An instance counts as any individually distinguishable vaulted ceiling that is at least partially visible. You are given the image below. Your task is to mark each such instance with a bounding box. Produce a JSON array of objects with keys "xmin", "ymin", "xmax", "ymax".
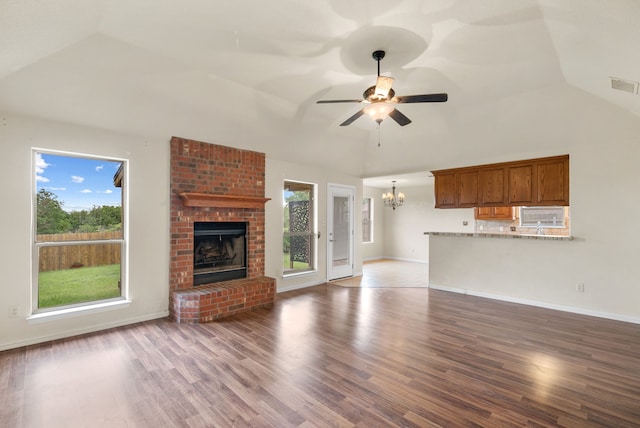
[{"xmin": 1, "ymin": 0, "xmax": 639, "ymax": 184}]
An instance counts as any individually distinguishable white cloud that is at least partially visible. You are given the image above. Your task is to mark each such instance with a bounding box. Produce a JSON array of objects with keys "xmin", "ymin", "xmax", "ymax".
[
  {"xmin": 80, "ymin": 189, "xmax": 92, "ymax": 193},
  {"xmin": 96, "ymin": 165, "xmax": 104, "ymax": 172},
  {"xmin": 35, "ymin": 153, "xmax": 50, "ymax": 182},
  {"xmin": 35, "ymin": 153, "xmax": 49, "ymax": 174},
  {"xmin": 71, "ymin": 175, "xmax": 85, "ymax": 183},
  {"xmin": 46, "ymin": 187, "xmax": 67, "ymax": 191},
  {"xmin": 104, "ymin": 189, "xmax": 113, "ymax": 194}
]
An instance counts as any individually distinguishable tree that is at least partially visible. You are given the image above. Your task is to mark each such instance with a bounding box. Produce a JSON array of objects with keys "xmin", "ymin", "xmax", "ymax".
[{"xmin": 36, "ymin": 189, "xmax": 72, "ymax": 234}]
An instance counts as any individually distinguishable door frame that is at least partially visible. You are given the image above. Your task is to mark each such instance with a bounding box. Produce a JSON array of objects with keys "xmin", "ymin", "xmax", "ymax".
[{"xmin": 327, "ymin": 183, "xmax": 355, "ymax": 281}]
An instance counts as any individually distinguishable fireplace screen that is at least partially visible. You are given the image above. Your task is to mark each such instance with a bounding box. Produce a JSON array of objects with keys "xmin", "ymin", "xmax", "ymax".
[{"xmin": 193, "ymin": 222, "xmax": 247, "ymax": 285}]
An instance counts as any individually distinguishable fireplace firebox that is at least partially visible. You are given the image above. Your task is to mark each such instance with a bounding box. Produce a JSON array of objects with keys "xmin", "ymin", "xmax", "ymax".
[{"xmin": 193, "ymin": 222, "xmax": 247, "ymax": 285}]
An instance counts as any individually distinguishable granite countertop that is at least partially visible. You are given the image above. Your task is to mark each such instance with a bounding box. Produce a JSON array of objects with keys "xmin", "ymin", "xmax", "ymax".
[{"xmin": 424, "ymin": 231, "xmax": 572, "ymax": 241}]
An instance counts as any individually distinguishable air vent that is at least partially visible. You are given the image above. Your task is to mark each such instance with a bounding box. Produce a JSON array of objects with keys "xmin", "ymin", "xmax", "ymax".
[{"xmin": 610, "ymin": 77, "xmax": 638, "ymax": 94}]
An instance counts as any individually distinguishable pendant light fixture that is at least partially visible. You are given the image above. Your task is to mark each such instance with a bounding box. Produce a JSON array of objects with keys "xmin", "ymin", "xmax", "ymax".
[{"xmin": 382, "ymin": 180, "xmax": 405, "ymax": 210}]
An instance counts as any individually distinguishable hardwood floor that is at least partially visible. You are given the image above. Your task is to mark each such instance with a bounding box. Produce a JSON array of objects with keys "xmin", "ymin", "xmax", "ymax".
[{"xmin": 2, "ymin": 267, "xmax": 640, "ymax": 427}]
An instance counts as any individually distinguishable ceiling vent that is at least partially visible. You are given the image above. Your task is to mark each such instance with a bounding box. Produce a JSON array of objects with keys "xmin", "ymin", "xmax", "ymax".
[{"xmin": 610, "ymin": 77, "xmax": 638, "ymax": 94}]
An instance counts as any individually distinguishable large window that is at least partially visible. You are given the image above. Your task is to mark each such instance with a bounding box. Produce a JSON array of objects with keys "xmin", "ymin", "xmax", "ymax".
[
  {"xmin": 283, "ymin": 181, "xmax": 315, "ymax": 275},
  {"xmin": 362, "ymin": 197, "xmax": 373, "ymax": 243},
  {"xmin": 33, "ymin": 150, "xmax": 126, "ymax": 312}
]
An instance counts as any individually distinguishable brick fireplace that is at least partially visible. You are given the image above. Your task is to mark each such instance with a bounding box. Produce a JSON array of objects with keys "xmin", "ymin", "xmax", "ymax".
[{"xmin": 169, "ymin": 136, "xmax": 275, "ymax": 323}]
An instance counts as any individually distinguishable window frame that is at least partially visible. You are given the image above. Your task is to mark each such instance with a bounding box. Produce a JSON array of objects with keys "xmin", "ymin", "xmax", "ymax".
[
  {"xmin": 519, "ymin": 206, "xmax": 567, "ymax": 228},
  {"xmin": 31, "ymin": 149, "xmax": 128, "ymax": 316},
  {"xmin": 362, "ymin": 197, "xmax": 373, "ymax": 244},
  {"xmin": 282, "ymin": 180, "xmax": 316, "ymax": 276}
]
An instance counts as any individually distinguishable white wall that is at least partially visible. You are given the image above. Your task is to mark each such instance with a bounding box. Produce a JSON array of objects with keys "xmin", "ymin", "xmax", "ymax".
[
  {"xmin": 0, "ymin": 112, "xmax": 170, "ymax": 350},
  {"xmin": 265, "ymin": 158, "xmax": 363, "ymax": 291},
  {"xmin": 362, "ymin": 186, "xmax": 385, "ymax": 261},
  {"xmin": 381, "ymin": 183, "xmax": 475, "ymax": 262},
  {"xmin": 428, "ymin": 88, "xmax": 640, "ymax": 324}
]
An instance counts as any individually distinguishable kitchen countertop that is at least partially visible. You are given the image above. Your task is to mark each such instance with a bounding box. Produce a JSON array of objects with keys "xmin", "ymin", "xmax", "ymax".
[{"xmin": 424, "ymin": 231, "xmax": 572, "ymax": 241}]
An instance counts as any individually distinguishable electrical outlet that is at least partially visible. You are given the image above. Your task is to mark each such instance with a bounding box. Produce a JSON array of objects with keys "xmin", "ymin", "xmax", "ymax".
[
  {"xmin": 8, "ymin": 305, "xmax": 19, "ymax": 318},
  {"xmin": 576, "ymin": 283, "xmax": 585, "ymax": 293}
]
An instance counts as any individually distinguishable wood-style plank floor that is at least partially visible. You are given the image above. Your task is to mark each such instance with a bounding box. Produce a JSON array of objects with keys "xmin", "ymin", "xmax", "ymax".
[{"xmin": 2, "ymin": 261, "xmax": 640, "ymax": 427}]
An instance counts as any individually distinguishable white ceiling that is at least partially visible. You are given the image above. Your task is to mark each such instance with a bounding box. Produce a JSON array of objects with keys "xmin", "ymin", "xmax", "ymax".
[{"xmin": 1, "ymin": 0, "xmax": 639, "ymax": 187}]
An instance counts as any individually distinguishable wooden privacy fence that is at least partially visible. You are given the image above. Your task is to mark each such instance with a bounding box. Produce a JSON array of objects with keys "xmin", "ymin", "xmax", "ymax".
[{"xmin": 37, "ymin": 231, "xmax": 122, "ymax": 272}]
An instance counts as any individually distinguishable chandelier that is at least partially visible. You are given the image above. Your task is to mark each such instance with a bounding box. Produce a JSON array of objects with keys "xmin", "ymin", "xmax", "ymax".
[{"xmin": 382, "ymin": 180, "xmax": 405, "ymax": 210}]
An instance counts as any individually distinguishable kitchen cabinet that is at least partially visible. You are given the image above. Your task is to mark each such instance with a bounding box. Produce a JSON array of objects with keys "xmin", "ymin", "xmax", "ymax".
[
  {"xmin": 434, "ymin": 172, "xmax": 456, "ymax": 208},
  {"xmin": 507, "ymin": 162, "xmax": 535, "ymax": 205},
  {"xmin": 456, "ymin": 170, "xmax": 479, "ymax": 207},
  {"xmin": 479, "ymin": 166, "xmax": 507, "ymax": 206},
  {"xmin": 535, "ymin": 156, "xmax": 569, "ymax": 205},
  {"xmin": 475, "ymin": 206, "xmax": 514, "ymax": 220},
  {"xmin": 432, "ymin": 155, "xmax": 569, "ymax": 208}
]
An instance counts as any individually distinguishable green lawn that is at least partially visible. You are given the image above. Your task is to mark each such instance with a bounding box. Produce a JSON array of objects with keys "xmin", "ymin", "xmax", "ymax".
[
  {"xmin": 38, "ymin": 264, "xmax": 121, "ymax": 308},
  {"xmin": 283, "ymin": 253, "xmax": 311, "ymax": 271}
]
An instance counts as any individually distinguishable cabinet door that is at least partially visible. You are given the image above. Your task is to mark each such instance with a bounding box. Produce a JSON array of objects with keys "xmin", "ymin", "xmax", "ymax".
[
  {"xmin": 475, "ymin": 207, "xmax": 492, "ymax": 219},
  {"xmin": 475, "ymin": 206, "xmax": 513, "ymax": 220},
  {"xmin": 536, "ymin": 157, "xmax": 569, "ymax": 205},
  {"xmin": 456, "ymin": 171, "xmax": 479, "ymax": 207},
  {"xmin": 479, "ymin": 167, "xmax": 506, "ymax": 206},
  {"xmin": 434, "ymin": 173, "xmax": 456, "ymax": 208},
  {"xmin": 492, "ymin": 206, "xmax": 514, "ymax": 220},
  {"xmin": 507, "ymin": 163, "xmax": 535, "ymax": 205}
]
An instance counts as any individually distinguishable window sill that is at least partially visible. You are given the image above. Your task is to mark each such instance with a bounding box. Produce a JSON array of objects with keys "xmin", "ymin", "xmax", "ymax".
[
  {"xmin": 282, "ymin": 269, "xmax": 318, "ymax": 279},
  {"xmin": 27, "ymin": 299, "xmax": 131, "ymax": 324}
]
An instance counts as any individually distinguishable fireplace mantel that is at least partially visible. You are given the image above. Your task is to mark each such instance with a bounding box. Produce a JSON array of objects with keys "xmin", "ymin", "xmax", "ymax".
[{"xmin": 178, "ymin": 192, "xmax": 271, "ymax": 209}]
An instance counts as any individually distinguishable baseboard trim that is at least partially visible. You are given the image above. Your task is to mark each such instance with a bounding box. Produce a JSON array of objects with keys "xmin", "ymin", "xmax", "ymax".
[
  {"xmin": 383, "ymin": 257, "xmax": 428, "ymax": 264},
  {"xmin": 365, "ymin": 257, "xmax": 428, "ymax": 264},
  {"xmin": 0, "ymin": 310, "xmax": 170, "ymax": 352},
  {"xmin": 429, "ymin": 284, "xmax": 640, "ymax": 325}
]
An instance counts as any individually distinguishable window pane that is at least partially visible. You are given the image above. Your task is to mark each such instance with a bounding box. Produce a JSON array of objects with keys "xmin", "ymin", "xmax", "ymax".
[
  {"xmin": 34, "ymin": 151, "xmax": 125, "ymax": 311},
  {"xmin": 283, "ymin": 181, "xmax": 314, "ymax": 274},
  {"xmin": 362, "ymin": 197, "xmax": 372, "ymax": 243},
  {"xmin": 35, "ymin": 152, "xmax": 123, "ymax": 238},
  {"xmin": 38, "ymin": 243, "xmax": 122, "ymax": 309}
]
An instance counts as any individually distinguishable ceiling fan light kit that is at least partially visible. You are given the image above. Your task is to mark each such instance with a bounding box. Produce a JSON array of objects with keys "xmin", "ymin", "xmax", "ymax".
[
  {"xmin": 317, "ymin": 50, "xmax": 448, "ymax": 127},
  {"xmin": 364, "ymin": 102, "xmax": 395, "ymax": 123}
]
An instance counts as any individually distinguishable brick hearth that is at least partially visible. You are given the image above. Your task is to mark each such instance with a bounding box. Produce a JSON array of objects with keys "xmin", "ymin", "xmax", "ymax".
[{"xmin": 169, "ymin": 136, "xmax": 275, "ymax": 323}]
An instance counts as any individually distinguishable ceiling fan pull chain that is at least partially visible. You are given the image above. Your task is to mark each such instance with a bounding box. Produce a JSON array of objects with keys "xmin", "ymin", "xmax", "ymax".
[{"xmin": 378, "ymin": 123, "xmax": 381, "ymax": 147}]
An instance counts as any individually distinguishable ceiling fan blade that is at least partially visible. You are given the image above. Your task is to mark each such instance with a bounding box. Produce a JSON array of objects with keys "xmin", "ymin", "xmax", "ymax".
[
  {"xmin": 388, "ymin": 108, "xmax": 412, "ymax": 126},
  {"xmin": 395, "ymin": 93, "xmax": 448, "ymax": 103},
  {"xmin": 340, "ymin": 109, "xmax": 365, "ymax": 126},
  {"xmin": 317, "ymin": 99, "xmax": 363, "ymax": 104}
]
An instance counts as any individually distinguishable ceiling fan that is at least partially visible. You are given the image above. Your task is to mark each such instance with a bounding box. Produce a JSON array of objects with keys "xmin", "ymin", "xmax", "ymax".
[{"xmin": 317, "ymin": 50, "xmax": 448, "ymax": 126}]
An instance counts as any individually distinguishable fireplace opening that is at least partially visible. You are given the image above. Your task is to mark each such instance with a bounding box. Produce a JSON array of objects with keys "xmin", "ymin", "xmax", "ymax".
[{"xmin": 193, "ymin": 221, "xmax": 247, "ymax": 285}]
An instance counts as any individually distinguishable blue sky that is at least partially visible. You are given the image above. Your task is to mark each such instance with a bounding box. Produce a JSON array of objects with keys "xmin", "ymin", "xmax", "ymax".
[{"xmin": 36, "ymin": 152, "xmax": 122, "ymax": 212}]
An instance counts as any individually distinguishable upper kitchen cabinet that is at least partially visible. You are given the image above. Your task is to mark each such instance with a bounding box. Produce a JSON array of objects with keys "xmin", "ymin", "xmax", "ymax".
[
  {"xmin": 475, "ymin": 206, "xmax": 514, "ymax": 220},
  {"xmin": 479, "ymin": 166, "xmax": 507, "ymax": 206},
  {"xmin": 507, "ymin": 162, "xmax": 535, "ymax": 205},
  {"xmin": 456, "ymin": 170, "xmax": 479, "ymax": 207},
  {"xmin": 432, "ymin": 155, "xmax": 569, "ymax": 208},
  {"xmin": 434, "ymin": 172, "xmax": 456, "ymax": 208},
  {"xmin": 536, "ymin": 156, "xmax": 569, "ymax": 205}
]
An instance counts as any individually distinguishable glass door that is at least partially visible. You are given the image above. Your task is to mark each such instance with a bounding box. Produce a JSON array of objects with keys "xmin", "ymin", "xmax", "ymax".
[{"xmin": 327, "ymin": 184, "xmax": 354, "ymax": 280}]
